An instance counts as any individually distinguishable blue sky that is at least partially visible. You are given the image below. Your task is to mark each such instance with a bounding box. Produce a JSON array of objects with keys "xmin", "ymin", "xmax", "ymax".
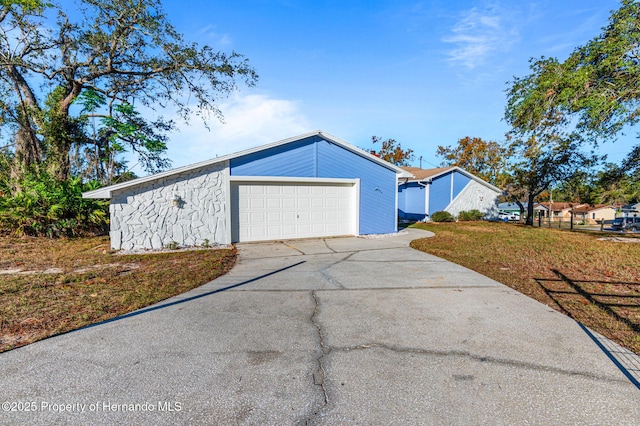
[{"xmin": 144, "ymin": 0, "xmax": 631, "ymax": 171}]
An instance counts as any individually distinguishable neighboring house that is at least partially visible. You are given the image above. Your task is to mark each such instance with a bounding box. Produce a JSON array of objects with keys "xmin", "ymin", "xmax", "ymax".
[
  {"xmin": 619, "ymin": 202, "xmax": 640, "ymax": 217},
  {"xmin": 397, "ymin": 166, "xmax": 502, "ymax": 221},
  {"xmin": 535, "ymin": 202, "xmax": 588, "ymax": 221},
  {"xmin": 581, "ymin": 204, "xmax": 619, "ymax": 224},
  {"xmin": 83, "ymin": 131, "xmax": 413, "ymax": 250},
  {"xmin": 533, "ymin": 203, "xmax": 549, "ymax": 218},
  {"xmin": 534, "ymin": 202, "xmax": 619, "ymax": 223}
]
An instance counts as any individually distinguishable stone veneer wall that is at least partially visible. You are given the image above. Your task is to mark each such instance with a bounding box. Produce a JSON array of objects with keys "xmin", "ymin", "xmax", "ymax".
[
  {"xmin": 445, "ymin": 179, "xmax": 500, "ymax": 219},
  {"xmin": 109, "ymin": 162, "xmax": 229, "ymax": 250}
]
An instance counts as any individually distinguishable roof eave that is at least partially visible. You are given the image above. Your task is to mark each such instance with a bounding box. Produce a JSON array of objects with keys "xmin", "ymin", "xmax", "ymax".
[{"xmin": 82, "ymin": 130, "xmax": 411, "ymax": 199}]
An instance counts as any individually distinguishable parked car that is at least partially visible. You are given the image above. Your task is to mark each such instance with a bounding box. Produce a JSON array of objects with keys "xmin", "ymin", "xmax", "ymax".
[
  {"xmin": 611, "ymin": 216, "xmax": 640, "ymax": 231},
  {"xmin": 498, "ymin": 211, "xmax": 520, "ymax": 222}
]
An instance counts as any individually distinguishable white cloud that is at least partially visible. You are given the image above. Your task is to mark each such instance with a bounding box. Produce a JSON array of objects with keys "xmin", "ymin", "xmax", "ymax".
[
  {"xmin": 196, "ymin": 24, "xmax": 233, "ymax": 47},
  {"xmin": 443, "ymin": 4, "xmax": 520, "ymax": 69},
  {"xmin": 165, "ymin": 93, "xmax": 311, "ymax": 168}
]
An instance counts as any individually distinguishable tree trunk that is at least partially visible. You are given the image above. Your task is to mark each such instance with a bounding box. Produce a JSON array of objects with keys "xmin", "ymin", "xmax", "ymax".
[
  {"xmin": 45, "ymin": 84, "xmax": 82, "ymax": 181},
  {"xmin": 45, "ymin": 119, "xmax": 73, "ymax": 181},
  {"xmin": 7, "ymin": 65, "xmax": 43, "ymax": 182},
  {"xmin": 526, "ymin": 193, "xmax": 536, "ymax": 225}
]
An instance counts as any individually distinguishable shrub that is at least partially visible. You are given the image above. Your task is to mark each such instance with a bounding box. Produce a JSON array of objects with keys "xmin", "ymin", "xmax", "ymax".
[
  {"xmin": 458, "ymin": 209, "xmax": 484, "ymax": 221},
  {"xmin": 0, "ymin": 171, "xmax": 109, "ymax": 237},
  {"xmin": 430, "ymin": 211, "xmax": 455, "ymax": 222}
]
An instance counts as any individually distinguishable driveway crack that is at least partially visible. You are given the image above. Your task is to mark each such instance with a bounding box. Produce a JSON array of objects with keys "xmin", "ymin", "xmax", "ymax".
[
  {"xmin": 332, "ymin": 343, "xmax": 630, "ymax": 385},
  {"xmin": 322, "ymin": 239, "xmax": 337, "ymax": 253},
  {"xmin": 305, "ymin": 290, "xmax": 331, "ymax": 424}
]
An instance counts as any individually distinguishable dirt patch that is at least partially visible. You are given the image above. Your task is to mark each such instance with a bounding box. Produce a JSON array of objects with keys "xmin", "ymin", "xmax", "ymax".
[
  {"xmin": 597, "ymin": 237, "xmax": 640, "ymax": 243},
  {"xmin": 0, "ymin": 263, "xmax": 140, "ymax": 275}
]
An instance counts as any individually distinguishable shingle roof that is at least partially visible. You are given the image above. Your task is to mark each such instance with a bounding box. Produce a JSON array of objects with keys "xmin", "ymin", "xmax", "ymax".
[
  {"xmin": 399, "ymin": 165, "xmax": 503, "ymax": 194},
  {"xmin": 399, "ymin": 166, "xmax": 454, "ymax": 180}
]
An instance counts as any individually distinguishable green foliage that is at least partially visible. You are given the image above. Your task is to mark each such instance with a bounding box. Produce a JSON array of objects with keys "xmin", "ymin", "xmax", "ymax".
[
  {"xmin": 457, "ymin": 210, "xmax": 484, "ymax": 221},
  {"xmin": 0, "ymin": 0, "xmax": 257, "ymax": 183},
  {"xmin": 430, "ymin": 211, "xmax": 455, "ymax": 222},
  {"xmin": 0, "ymin": 171, "xmax": 109, "ymax": 237},
  {"xmin": 165, "ymin": 241, "xmax": 179, "ymax": 250}
]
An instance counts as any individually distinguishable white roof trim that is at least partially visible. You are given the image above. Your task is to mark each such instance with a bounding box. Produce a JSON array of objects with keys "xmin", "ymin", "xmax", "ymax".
[
  {"xmin": 230, "ymin": 176, "xmax": 357, "ymax": 184},
  {"xmin": 404, "ymin": 166, "xmax": 503, "ymax": 194},
  {"xmin": 83, "ymin": 130, "xmax": 412, "ymax": 199}
]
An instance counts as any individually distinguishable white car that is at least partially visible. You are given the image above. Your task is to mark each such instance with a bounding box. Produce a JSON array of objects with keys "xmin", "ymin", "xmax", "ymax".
[{"xmin": 498, "ymin": 211, "xmax": 520, "ymax": 222}]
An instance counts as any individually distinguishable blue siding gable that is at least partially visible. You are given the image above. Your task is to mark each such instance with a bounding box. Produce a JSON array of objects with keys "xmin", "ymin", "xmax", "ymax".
[
  {"xmin": 428, "ymin": 172, "xmax": 451, "ymax": 215},
  {"xmin": 230, "ymin": 135, "xmax": 398, "ymax": 234},
  {"xmin": 230, "ymin": 136, "xmax": 319, "ymax": 177},
  {"xmin": 424, "ymin": 170, "xmax": 473, "ymax": 216},
  {"xmin": 398, "ymin": 182, "xmax": 426, "ymax": 221},
  {"xmin": 452, "ymin": 172, "xmax": 471, "ymax": 199}
]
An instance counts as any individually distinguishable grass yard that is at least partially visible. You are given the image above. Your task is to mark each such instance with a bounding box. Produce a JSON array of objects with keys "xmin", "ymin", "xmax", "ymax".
[
  {"xmin": 0, "ymin": 236, "xmax": 236, "ymax": 352},
  {"xmin": 410, "ymin": 221, "xmax": 640, "ymax": 355}
]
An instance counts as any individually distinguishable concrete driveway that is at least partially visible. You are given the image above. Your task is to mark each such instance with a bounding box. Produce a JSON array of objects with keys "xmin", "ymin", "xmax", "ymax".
[{"xmin": 1, "ymin": 228, "xmax": 639, "ymax": 425}]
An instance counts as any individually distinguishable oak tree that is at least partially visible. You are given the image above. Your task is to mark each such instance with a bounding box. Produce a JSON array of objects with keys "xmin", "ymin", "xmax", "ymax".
[
  {"xmin": 436, "ymin": 136, "xmax": 507, "ymax": 186},
  {"xmin": 371, "ymin": 136, "xmax": 414, "ymax": 166},
  {"xmin": 0, "ymin": 0, "xmax": 257, "ymax": 183}
]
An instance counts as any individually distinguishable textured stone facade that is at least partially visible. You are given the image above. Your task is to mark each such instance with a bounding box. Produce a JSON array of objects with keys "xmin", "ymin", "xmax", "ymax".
[
  {"xmin": 109, "ymin": 162, "xmax": 229, "ymax": 250},
  {"xmin": 445, "ymin": 179, "xmax": 500, "ymax": 219}
]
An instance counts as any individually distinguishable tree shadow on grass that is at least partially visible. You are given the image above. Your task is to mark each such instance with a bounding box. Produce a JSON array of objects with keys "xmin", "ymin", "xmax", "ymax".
[{"xmin": 534, "ymin": 269, "xmax": 640, "ymax": 390}]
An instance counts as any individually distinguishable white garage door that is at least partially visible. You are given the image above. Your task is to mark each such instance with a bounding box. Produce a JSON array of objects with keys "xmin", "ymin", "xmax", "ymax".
[{"xmin": 231, "ymin": 180, "xmax": 356, "ymax": 242}]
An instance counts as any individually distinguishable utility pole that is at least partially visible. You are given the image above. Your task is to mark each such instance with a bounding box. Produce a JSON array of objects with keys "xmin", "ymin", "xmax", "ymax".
[{"xmin": 419, "ymin": 156, "xmax": 423, "ymax": 169}]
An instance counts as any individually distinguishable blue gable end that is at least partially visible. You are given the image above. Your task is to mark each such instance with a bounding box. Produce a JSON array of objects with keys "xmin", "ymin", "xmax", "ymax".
[
  {"xmin": 426, "ymin": 170, "xmax": 472, "ymax": 216},
  {"xmin": 230, "ymin": 135, "xmax": 398, "ymax": 234},
  {"xmin": 452, "ymin": 172, "xmax": 471, "ymax": 198},
  {"xmin": 398, "ymin": 182, "xmax": 426, "ymax": 221},
  {"xmin": 230, "ymin": 136, "xmax": 319, "ymax": 177},
  {"xmin": 428, "ymin": 173, "xmax": 451, "ymax": 215}
]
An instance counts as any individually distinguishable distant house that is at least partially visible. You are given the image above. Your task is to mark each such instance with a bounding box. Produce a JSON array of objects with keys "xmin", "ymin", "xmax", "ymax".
[
  {"xmin": 583, "ymin": 204, "xmax": 620, "ymax": 224},
  {"xmin": 568, "ymin": 204, "xmax": 615, "ymax": 224},
  {"xmin": 535, "ymin": 202, "xmax": 588, "ymax": 221},
  {"xmin": 619, "ymin": 202, "xmax": 640, "ymax": 217},
  {"xmin": 534, "ymin": 202, "xmax": 621, "ymax": 224},
  {"xmin": 397, "ymin": 166, "xmax": 502, "ymax": 221}
]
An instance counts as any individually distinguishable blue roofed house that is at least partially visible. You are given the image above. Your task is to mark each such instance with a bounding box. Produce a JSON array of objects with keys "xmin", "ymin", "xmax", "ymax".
[
  {"xmin": 83, "ymin": 131, "xmax": 413, "ymax": 250},
  {"xmin": 397, "ymin": 166, "xmax": 502, "ymax": 221}
]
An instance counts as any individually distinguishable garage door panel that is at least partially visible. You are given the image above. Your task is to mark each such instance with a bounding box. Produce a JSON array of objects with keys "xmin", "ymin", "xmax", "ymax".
[
  {"xmin": 267, "ymin": 198, "xmax": 281, "ymax": 209},
  {"xmin": 297, "ymin": 198, "xmax": 310, "ymax": 209},
  {"xmin": 267, "ymin": 211, "xmax": 281, "ymax": 221},
  {"xmin": 231, "ymin": 181, "xmax": 355, "ymax": 242},
  {"xmin": 298, "ymin": 211, "xmax": 311, "ymax": 221},
  {"xmin": 282, "ymin": 198, "xmax": 296, "ymax": 209}
]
